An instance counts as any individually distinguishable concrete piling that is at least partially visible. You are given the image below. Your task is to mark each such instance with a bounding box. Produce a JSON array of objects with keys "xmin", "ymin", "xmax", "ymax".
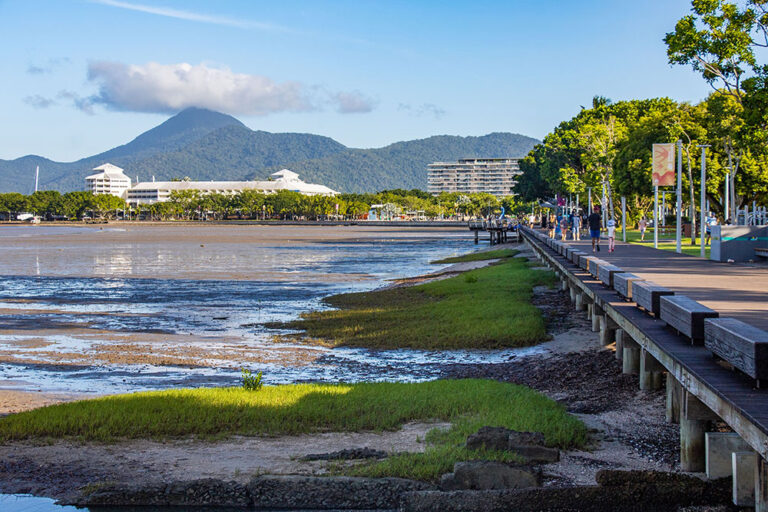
[
  {"xmin": 622, "ymin": 337, "xmax": 640, "ymax": 375},
  {"xmin": 666, "ymin": 373, "xmax": 681, "ymax": 424},
  {"xmin": 705, "ymin": 432, "xmax": 751, "ymax": 479},
  {"xmin": 599, "ymin": 315, "xmax": 618, "ymax": 346},
  {"xmin": 680, "ymin": 391, "xmax": 717, "ymax": 472},
  {"xmin": 639, "ymin": 348, "xmax": 664, "ymax": 391},
  {"xmin": 614, "ymin": 329, "xmax": 624, "ymax": 361},
  {"xmin": 757, "ymin": 456, "xmax": 768, "ymax": 512},
  {"xmin": 733, "ymin": 451, "xmax": 757, "ymax": 506}
]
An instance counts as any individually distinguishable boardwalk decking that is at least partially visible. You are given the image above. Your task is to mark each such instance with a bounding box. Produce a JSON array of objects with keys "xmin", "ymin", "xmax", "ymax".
[{"xmin": 520, "ymin": 228, "xmax": 768, "ymax": 468}]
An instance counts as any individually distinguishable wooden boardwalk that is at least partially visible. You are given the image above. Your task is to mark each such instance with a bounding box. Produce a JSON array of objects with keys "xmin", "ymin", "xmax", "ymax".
[
  {"xmin": 520, "ymin": 227, "xmax": 768, "ymax": 509},
  {"xmin": 557, "ymin": 236, "xmax": 768, "ymax": 331}
]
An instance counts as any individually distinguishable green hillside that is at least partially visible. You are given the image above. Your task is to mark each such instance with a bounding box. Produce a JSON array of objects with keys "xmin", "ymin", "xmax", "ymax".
[{"xmin": 0, "ymin": 108, "xmax": 538, "ymax": 194}]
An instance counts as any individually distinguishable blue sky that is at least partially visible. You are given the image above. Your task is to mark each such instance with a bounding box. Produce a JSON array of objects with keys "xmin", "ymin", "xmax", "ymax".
[{"xmin": 1, "ymin": 0, "xmax": 711, "ymax": 162}]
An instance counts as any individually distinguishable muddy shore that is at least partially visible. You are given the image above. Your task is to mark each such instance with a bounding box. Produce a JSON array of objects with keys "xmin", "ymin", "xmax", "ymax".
[{"xmin": 0, "ymin": 245, "xmax": 687, "ymax": 504}]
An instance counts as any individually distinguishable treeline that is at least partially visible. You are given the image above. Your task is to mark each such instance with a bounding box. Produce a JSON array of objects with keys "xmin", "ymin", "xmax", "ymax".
[
  {"xmin": 517, "ymin": 0, "xmax": 768, "ymax": 226},
  {"xmin": 0, "ymin": 188, "xmax": 531, "ymax": 221}
]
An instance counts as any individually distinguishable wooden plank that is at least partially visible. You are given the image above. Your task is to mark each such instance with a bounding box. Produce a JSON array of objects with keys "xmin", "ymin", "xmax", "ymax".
[
  {"xmin": 705, "ymin": 318, "xmax": 768, "ymax": 380},
  {"xmin": 660, "ymin": 295, "xmax": 719, "ymax": 341},
  {"xmin": 633, "ymin": 281, "xmax": 674, "ymax": 317},
  {"xmin": 613, "ymin": 273, "xmax": 643, "ymax": 300},
  {"xmin": 598, "ymin": 264, "xmax": 623, "ymax": 287}
]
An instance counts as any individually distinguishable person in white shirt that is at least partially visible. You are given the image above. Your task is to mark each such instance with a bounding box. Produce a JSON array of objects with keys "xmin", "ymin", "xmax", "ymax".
[{"xmin": 607, "ymin": 218, "xmax": 617, "ymax": 253}]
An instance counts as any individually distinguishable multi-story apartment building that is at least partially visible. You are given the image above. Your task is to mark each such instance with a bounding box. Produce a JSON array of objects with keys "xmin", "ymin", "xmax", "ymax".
[
  {"xmin": 85, "ymin": 163, "xmax": 132, "ymax": 198},
  {"xmin": 427, "ymin": 158, "xmax": 521, "ymax": 197}
]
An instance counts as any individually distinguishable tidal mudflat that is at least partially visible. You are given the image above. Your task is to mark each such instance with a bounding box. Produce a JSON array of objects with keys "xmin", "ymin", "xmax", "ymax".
[{"xmin": 0, "ymin": 223, "xmax": 541, "ymax": 407}]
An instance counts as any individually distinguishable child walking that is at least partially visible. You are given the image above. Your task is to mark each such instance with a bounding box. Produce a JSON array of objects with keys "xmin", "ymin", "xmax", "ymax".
[{"xmin": 607, "ymin": 218, "xmax": 616, "ymax": 253}]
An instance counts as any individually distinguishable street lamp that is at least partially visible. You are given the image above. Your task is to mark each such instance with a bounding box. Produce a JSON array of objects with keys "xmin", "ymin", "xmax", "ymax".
[{"xmin": 698, "ymin": 145, "xmax": 710, "ymax": 258}]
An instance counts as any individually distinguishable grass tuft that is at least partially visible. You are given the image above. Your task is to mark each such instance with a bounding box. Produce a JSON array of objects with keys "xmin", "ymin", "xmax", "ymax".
[
  {"xmin": 0, "ymin": 380, "xmax": 586, "ymax": 481},
  {"xmin": 273, "ymin": 256, "xmax": 555, "ymax": 350}
]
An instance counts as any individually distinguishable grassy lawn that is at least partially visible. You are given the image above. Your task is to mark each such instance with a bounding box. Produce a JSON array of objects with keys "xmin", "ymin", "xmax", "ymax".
[
  {"xmin": 431, "ymin": 248, "xmax": 518, "ymax": 264},
  {"xmin": 622, "ymin": 228, "xmax": 711, "ymax": 258},
  {"xmin": 0, "ymin": 380, "xmax": 586, "ymax": 481},
  {"xmin": 274, "ymin": 255, "xmax": 555, "ymax": 350}
]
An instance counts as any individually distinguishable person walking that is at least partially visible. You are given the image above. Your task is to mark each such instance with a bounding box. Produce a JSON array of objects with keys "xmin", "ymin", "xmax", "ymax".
[
  {"xmin": 639, "ymin": 216, "xmax": 648, "ymax": 241},
  {"xmin": 554, "ymin": 212, "xmax": 562, "ymax": 240},
  {"xmin": 588, "ymin": 206, "xmax": 602, "ymax": 252},
  {"xmin": 560, "ymin": 214, "xmax": 568, "ymax": 241},
  {"xmin": 571, "ymin": 209, "xmax": 580, "ymax": 241},
  {"xmin": 548, "ymin": 214, "xmax": 556, "ymax": 238},
  {"xmin": 607, "ymin": 218, "xmax": 616, "ymax": 253}
]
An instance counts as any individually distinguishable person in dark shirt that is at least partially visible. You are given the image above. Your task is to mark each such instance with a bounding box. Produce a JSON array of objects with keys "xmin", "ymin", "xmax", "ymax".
[{"xmin": 588, "ymin": 206, "xmax": 602, "ymax": 252}]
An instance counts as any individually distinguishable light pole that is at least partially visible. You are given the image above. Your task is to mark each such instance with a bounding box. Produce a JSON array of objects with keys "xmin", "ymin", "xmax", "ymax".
[
  {"xmin": 676, "ymin": 140, "xmax": 682, "ymax": 253},
  {"xmin": 698, "ymin": 145, "xmax": 710, "ymax": 258}
]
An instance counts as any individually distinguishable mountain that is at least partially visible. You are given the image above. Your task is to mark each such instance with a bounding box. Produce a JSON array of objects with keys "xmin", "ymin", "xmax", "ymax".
[{"xmin": 0, "ymin": 108, "xmax": 539, "ymax": 194}]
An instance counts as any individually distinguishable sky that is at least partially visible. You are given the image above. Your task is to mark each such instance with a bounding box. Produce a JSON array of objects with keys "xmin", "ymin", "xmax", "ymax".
[{"xmin": 0, "ymin": 0, "xmax": 713, "ymax": 162}]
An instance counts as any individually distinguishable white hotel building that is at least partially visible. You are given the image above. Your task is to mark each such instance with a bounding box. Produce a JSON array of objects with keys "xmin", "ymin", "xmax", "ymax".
[
  {"xmin": 427, "ymin": 158, "xmax": 522, "ymax": 197},
  {"xmin": 83, "ymin": 164, "xmax": 337, "ymax": 205}
]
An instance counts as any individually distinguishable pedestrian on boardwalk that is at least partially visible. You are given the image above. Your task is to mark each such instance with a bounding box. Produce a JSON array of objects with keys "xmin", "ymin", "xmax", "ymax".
[
  {"xmin": 639, "ymin": 216, "xmax": 647, "ymax": 241},
  {"xmin": 607, "ymin": 218, "xmax": 616, "ymax": 253},
  {"xmin": 705, "ymin": 212, "xmax": 718, "ymax": 245},
  {"xmin": 571, "ymin": 209, "xmax": 580, "ymax": 241},
  {"xmin": 560, "ymin": 214, "xmax": 568, "ymax": 241},
  {"xmin": 548, "ymin": 214, "xmax": 556, "ymax": 238},
  {"xmin": 588, "ymin": 206, "xmax": 602, "ymax": 252},
  {"xmin": 554, "ymin": 212, "xmax": 563, "ymax": 239}
]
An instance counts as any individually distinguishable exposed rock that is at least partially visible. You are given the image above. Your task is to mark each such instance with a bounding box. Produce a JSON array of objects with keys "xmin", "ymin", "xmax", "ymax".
[
  {"xmin": 248, "ymin": 475, "xmax": 434, "ymax": 510},
  {"xmin": 465, "ymin": 426, "xmax": 559, "ymax": 463},
  {"xmin": 466, "ymin": 426, "xmax": 511, "ymax": 451},
  {"xmin": 76, "ymin": 478, "xmax": 250, "ymax": 507},
  {"xmin": 300, "ymin": 446, "xmax": 388, "ymax": 461},
  {"xmin": 441, "ymin": 461, "xmax": 540, "ymax": 491}
]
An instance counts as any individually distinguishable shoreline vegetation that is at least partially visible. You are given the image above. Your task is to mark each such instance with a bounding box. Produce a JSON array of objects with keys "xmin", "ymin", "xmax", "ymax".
[
  {"xmin": 269, "ymin": 249, "xmax": 556, "ymax": 350},
  {"xmin": 0, "ymin": 380, "xmax": 586, "ymax": 481}
]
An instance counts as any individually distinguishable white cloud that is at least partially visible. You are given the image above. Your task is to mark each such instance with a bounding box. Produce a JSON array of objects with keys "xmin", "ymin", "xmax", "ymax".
[
  {"xmin": 91, "ymin": 0, "xmax": 288, "ymax": 32},
  {"xmin": 85, "ymin": 61, "xmax": 314, "ymax": 116},
  {"xmin": 333, "ymin": 91, "xmax": 377, "ymax": 114},
  {"xmin": 23, "ymin": 95, "xmax": 56, "ymax": 109},
  {"xmin": 398, "ymin": 103, "xmax": 446, "ymax": 119}
]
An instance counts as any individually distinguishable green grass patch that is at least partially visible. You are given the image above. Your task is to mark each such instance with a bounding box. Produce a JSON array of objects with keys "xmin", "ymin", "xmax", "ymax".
[
  {"xmin": 430, "ymin": 248, "xmax": 517, "ymax": 264},
  {"xmin": 623, "ymin": 229, "xmax": 710, "ymax": 258},
  {"xmin": 275, "ymin": 257, "xmax": 555, "ymax": 349},
  {"xmin": 0, "ymin": 380, "xmax": 586, "ymax": 481}
]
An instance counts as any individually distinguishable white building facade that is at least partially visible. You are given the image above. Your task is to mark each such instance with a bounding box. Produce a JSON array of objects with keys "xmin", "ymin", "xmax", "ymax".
[
  {"xmin": 427, "ymin": 158, "xmax": 521, "ymax": 197},
  {"xmin": 85, "ymin": 163, "xmax": 132, "ymax": 198},
  {"xmin": 124, "ymin": 169, "xmax": 337, "ymax": 206}
]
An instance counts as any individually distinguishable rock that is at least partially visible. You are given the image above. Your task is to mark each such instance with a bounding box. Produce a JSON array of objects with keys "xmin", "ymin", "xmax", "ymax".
[
  {"xmin": 78, "ymin": 479, "xmax": 250, "ymax": 507},
  {"xmin": 466, "ymin": 426, "xmax": 511, "ymax": 451},
  {"xmin": 449, "ymin": 461, "xmax": 540, "ymax": 490},
  {"xmin": 248, "ymin": 475, "xmax": 434, "ymax": 509},
  {"xmin": 300, "ymin": 446, "xmax": 388, "ymax": 461},
  {"xmin": 465, "ymin": 426, "xmax": 559, "ymax": 463}
]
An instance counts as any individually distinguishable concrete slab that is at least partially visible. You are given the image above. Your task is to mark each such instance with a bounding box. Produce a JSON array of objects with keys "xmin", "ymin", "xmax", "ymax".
[{"xmin": 706, "ymin": 432, "xmax": 752, "ymax": 479}]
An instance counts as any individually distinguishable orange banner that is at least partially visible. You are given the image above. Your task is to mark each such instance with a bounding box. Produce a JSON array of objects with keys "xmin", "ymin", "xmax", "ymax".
[{"xmin": 652, "ymin": 143, "xmax": 675, "ymax": 187}]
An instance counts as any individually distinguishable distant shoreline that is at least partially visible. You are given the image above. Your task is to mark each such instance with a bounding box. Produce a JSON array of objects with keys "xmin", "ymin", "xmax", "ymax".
[{"xmin": 0, "ymin": 219, "xmax": 469, "ymax": 228}]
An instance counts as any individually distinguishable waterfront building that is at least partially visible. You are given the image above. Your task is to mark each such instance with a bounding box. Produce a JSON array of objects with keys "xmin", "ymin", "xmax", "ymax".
[
  {"xmin": 427, "ymin": 158, "xmax": 521, "ymax": 197},
  {"xmin": 124, "ymin": 169, "xmax": 337, "ymax": 205},
  {"xmin": 85, "ymin": 163, "xmax": 132, "ymax": 198}
]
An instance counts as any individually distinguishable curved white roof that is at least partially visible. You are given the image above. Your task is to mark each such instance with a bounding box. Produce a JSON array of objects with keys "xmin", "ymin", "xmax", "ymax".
[
  {"xmin": 85, "ymin": 163, "xmax": 130, "ymax": 180},
  {"xmin": 129, "ymin": 170, "xmax": 336, "ymax": 196}
]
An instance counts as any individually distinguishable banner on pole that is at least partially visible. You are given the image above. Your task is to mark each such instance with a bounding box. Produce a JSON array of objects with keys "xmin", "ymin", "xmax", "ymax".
[{"xmin": 652, "ymin": 143, "xmax": 675, "ymax": 187}]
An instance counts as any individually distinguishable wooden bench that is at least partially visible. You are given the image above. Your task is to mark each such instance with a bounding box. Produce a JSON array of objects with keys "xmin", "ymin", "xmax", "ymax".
[
  {"xmin": 613, "ymin": 273, "xmax": 643, "ymax": 300},
  {"xmin": 756, "ymin": 247, "xmax": 768, "ymax": 259},
  {"xmin": 633, "ymin": 281, "xmax": 674, "ymax": 317},
  {"xmin": 588, "ymin": 258, "xmax": 607, "ymax": 279},
  {"xmin": 705, "ymin": 317, "xmax": 768, "ymax": 387},
  {"xmin": 660, "ymin": 295, "xmax": 719, "ymax": 343},
  {"xmin": 571, "ymin": 250, "xmax": 587, "ymax": 266},
  {"xmin": 598, "ymin": 264, "xmax": 624, "ymax": 288}
]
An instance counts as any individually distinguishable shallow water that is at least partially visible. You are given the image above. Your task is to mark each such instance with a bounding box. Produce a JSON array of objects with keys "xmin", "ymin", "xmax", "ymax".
[{"xmin": 0, "ymin": 224, "xmax": 543, "ymax": 396}]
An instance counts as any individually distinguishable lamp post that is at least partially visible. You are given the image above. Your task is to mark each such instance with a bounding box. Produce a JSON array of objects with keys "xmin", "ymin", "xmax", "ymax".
[
  {"xmin": 676, "ymin": 140, "xmax": 682, "ymax": 253},
  {"xmin": 698, "ymin": 145, "xmax": 710, "ymax": 258}
]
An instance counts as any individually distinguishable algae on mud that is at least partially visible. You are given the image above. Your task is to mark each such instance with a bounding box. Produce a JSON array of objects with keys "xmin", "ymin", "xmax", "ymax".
[{"xmin": 273, "ymin": 254, "xmax": 556, "ymax": 350}]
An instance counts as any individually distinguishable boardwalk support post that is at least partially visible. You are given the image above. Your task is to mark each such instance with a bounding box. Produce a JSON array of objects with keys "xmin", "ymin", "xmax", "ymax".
[
  {"xmin": 640, "ymin": 348, "xmax": 664, "ymax": 390},
  {"xmin": 622, "ymin": 337, "xmax": 640, "ymax": 375},
  {"xmin": 599, "ymin": 315, "xmax": 618, "ymax": 346},
  {"xmin": 575, "ymin": 292, "xmax": 585, "ymax": 311},
  {"xmin": 666, "ymin": 373, "xmax": 681, "ymax": 423},
  {"xmin": 732, "ymin": 451, "xmax": 757, "ymax": 506},
  {"xmin": 705, "ymin": 432, "xmax": 751, "ymax": 479},
  {"xmin": 592, "ymin": 304, "xmax": 604, "ymax": 333},
  {"xmin": 681, "ymin": 391, "xmax": 717, "ymax": 472},
  {"xmin": 615, "ymin": 329, "xmax": 625, "ymax": 361}
]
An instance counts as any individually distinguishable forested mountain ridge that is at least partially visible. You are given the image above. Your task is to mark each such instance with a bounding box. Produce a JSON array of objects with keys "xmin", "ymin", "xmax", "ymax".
[{"xmin": 0, "ymin": 108, "xmax": 538, "ymax": 193}]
